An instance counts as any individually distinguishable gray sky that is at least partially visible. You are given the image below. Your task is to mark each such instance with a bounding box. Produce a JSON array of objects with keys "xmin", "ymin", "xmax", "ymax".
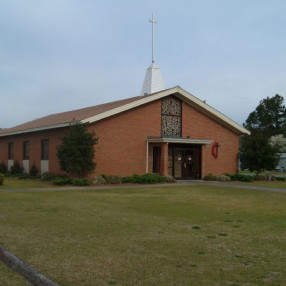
[{"xmin": 1, "ymin": 0, "xmax": 286, "ymax": 128}]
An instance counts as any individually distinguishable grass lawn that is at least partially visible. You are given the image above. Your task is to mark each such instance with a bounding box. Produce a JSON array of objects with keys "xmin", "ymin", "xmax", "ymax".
[
  {"xmin": 0, "ymin": 177, "xmax": 54, "ymax": 189},
  {"xmin": 250, "ymin": 181, "xmax": 286, "ymax": 188},
  {"xmin": 1, "ymin": 185, "xmax": 286, "ymax": 286}
]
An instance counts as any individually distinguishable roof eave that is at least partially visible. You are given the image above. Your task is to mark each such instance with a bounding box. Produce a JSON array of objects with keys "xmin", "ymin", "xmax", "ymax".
[
  {"xmin": 0, "ymin": 123, "xmax": 70, "ymax": 137},
  {"xmin": 83, "ymin": 86, "xmax": 250, "ymax": 135},
  {"xmin": 0, "ymin": 86, "xmax": 250, "ymax": 137}
]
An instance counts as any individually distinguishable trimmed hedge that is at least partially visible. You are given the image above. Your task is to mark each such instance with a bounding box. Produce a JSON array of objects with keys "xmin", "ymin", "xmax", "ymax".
[
  {"xmin": 52, "ymin": 177, "xmax": 91, "ymax": 186},
  {"xmin": 203, "ymin": 173, "xmax": 217, "ymax": 181},
  {"xmin": 52, "ymin": 177, "xmax": 72, "ymax": 185},
  {"xmin": 71, "ymin": 178, "xmax": 92, "ymax": 186},
  {"xmin": 122, "ymin": 173, "xmax": 165, "ymax": 184}
]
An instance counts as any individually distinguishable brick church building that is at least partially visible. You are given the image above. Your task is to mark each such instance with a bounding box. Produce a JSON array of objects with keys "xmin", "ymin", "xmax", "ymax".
[
  {"xmin": 0, "ymin": 81, "xmax": 249, "ymax": 179},
  {"xmin": 0, "ymin": 15, "xmax": 250, "ymax": 180}
]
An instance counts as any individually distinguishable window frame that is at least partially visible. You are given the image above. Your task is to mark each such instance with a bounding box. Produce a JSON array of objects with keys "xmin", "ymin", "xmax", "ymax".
[{"xmin": 41, "ymin": 139, "xmax": 49, "ymax": 160}]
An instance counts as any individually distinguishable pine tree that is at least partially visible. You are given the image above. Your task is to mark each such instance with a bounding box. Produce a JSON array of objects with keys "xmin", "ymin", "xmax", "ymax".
[
  {"xmin": 57, "ymin": 122, "xmax": 98, "ymax": 177},
  {"xmin": 240, "ymin": 135, "xmax": 279, "ymax": 175}
]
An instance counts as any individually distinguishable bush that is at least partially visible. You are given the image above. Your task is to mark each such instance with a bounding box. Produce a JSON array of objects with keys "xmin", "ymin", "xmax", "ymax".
[
  {"xmin": 216, "ymin": 175, "xmax": 231, "ymax": 182},
  {"xmin": 228, "ymin": 173, "xmax": 254, "ymax": 182},
  {"xmin": 255, "ymin": 174, "xmax": 267, "ymax": 181},
  {"xmin": 274, "ymin": 176, "xmax": 286, "ymax": 181},
  {"xmin": 164, "ymin": 175, "xmax": 176, "ymax": 183},
  {"xmin": 122, "ymin": 173, "xmax": 165, "ymax": 184},
  {"xmin": 9, "ymin": 161, "xmax": 24, "ymax": 175},
  {"xmin": 93, "ymin": 175, "xmax": 106, "ymax": 185},
  {"xmin": 52, "ymin": 177, "xmax": 72, "ymax": 185},
  {"xmin": 0, "ymin": 162, "xmax": 8, "ymax": 174},
  {"xmin": 71, "ymin": 178, "xmax": 92, "ymax": 186},
  {"xmin": 29, "ymin": 165, "xmax": 39, "ymax": 177},
  {"xmin": 203, "ymin": 173, "xmax": 217, "ymax": 181},
  {"xmin": 18, "ymin": 173, "xmax": 30, "ymax": 180},
  {"xmin": 41, "ymin": 172, "xmax": 56, "ymax": 181},
  {"xmin": 102, "ymin": 174, "xmax": 121, "ymax": 184},
  {"xmin": 0, "ymin": 173, "xmax": 5, "ymax": 185}
]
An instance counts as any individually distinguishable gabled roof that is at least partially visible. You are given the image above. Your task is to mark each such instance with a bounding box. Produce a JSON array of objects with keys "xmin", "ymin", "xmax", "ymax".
[{"xmin": 0, "ymin": 86, "xmax": 250, "ymax": 137}]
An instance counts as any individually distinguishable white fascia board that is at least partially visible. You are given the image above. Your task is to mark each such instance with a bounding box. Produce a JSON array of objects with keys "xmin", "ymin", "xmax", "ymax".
[
  {"xmin": 1, "ymin": 86, "xmax": 249, "ymax": 137},
  {"xmin": 0, "ymin": 123, "xmax": 70, "ymax": 137},
  {"xmin": 81, "ymin": 87, "xmax": 178, "ymax": 124},
  {"xmin": 147, "ymin": 137, "xmax": 213, "ymax": 145},
  {"xmin": 176, "ymin": 88, "xmax": 250, "ymax": 135},
  {"xmin": 82, "ymin": 86, "xmax": 250, "ymax": 135}
]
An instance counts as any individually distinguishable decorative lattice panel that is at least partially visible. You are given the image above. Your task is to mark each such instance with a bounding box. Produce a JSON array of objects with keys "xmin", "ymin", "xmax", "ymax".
[{"xmin": 161, "ymin": 96, "xmax": 182, "ymax": 137}]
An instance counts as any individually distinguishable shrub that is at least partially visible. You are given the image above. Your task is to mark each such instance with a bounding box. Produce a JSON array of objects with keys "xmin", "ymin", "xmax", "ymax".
[
  {"xmin": 227, "ymin": 173, "xmax": 254, "ymax": 182},
  {"xmin": 274, "ymin": 176, "xmax": 286, "ymax": 181},
  {"xmin": 216, "ymin": 175, "xmax": 231, "ymax": 182},
  {"xmin": 93, "ymin": 175, "xmax": 107, "ymax": 185},
  {"xmin": 30, "ymin": 165, "xmax": 39, "ymax": 177},
  {"xmin": 52, "ymin": 177, "xmax": 72, "ymax": 185},
  {"xmin": 18, "ymin": 173, "xmax": 30, "ymax": 179},
  {"xmin": 239, "ymin": 175, "xmax": 254, "ymax": 182},
  {"xmin": 203, "ymin": 173, "xmax": 217, "ymax": 181},
  {"xmin": 270, "ymin": 175, "xmax": 276, "ymax": 181},
  {"xmin": 164, "ymin": 175, "xmax": 176, "ymax": 183},
  {"xmin": 71, "ymin": 178, "xmax": 92, "ymax": 186},
  {"xmin": 41, "ymin": 172, "xmax": 56, "ymax": 181},
  {"xmin": 9, "ymin": 161, "xmax": 24, "ymax": 175},
  {"xmin": 0, "ymin": 162, "xmax": 8, "ymax": 174},
  {"xmin": 255, "ymin": 174, "xmax": 267, "ymax": 181},
  {"xmin": 102, "ymin": 175, "xmax": 122, "ymax": 184},
  {"xmin": 122, "ymin": 173, "xmax": 165, "ymax": 184},
  {"xmin": 0, "ymin": 173, "xmax": 4, "ymax": 185}
]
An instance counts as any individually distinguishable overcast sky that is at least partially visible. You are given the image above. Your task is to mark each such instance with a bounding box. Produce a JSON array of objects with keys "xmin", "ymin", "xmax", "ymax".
[{"xmin": 1, "ymin": 0, "xmax": 286, "ymax": 128}]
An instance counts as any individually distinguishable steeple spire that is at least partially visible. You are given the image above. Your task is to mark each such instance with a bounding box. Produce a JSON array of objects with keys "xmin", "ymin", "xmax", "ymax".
[
  {"xmin": 140, "ymin": 14, "xmax": 164, "ymax": 96},
  {"xmin": 150, "ymin": 14, "xmax": 156, "ymax": 63}
]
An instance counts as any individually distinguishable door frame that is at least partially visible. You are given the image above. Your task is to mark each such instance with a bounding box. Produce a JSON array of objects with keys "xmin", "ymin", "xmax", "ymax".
[{"xmin": 168, "ymin": 144, "xmax": 202, "ymax": 179}]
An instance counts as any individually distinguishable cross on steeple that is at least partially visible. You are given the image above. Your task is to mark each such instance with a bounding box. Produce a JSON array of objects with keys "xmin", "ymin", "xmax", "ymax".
[
  {"xmin": 140, "ymin": 14, "xmax": 164, "ymax": 96},
  {"xmin": 149, "ymin": 14, "xmax": 157, "ymax": 63}
]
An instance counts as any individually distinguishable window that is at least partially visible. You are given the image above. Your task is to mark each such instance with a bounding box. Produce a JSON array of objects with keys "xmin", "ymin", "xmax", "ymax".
[
  {"xmin": 8, "ymin": 142, "xmax": 13, "ymax": 160},
  {"xmin": 152, "ymin": 146, "xmax": 161, "ymax": 174},
  {"xmin": 161, "ymin": 96, "xmax": 182, "ymax": 137},
  {"xmin": 41, "ymin": 139, "xmax": 49, "ymax": 160},
  {"xmin": 23, "ymin": 141, "xmax": 29, "ymax": 160}
]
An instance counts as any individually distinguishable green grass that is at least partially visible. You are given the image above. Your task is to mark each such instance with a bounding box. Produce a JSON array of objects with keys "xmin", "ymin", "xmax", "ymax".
[
  {"xmin": 0, "ymin": 177, "xmax": 54, "ymax": 189},
  {"xmin": 1, "ymin": 185, "xmax": 286, "ymax": 285},
  {"xmin": 250, "ymin": 181, "xmax": 286, "ymax": 188}
]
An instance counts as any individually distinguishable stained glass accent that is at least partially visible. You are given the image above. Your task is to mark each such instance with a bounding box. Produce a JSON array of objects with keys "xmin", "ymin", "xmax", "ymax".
[{"xmin": 161, "ymin": 96, "xmax": 182, "ymax": 137}]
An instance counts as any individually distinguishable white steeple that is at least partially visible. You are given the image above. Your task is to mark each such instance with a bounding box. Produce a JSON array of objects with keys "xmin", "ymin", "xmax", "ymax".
[{"xmin": 140, "ymin": 14, "xmax": 164, "ymax": 96}]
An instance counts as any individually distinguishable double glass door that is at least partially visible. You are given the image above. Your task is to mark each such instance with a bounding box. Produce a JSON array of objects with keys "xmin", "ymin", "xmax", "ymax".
[{"xmin": 168, "ymin": 145, "xmax": 201, "ymax": 179}]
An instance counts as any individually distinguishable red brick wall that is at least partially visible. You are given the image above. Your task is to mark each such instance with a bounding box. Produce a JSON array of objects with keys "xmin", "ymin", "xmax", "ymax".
[
  {"xmin": 0, "ymin": 129, "xmax": 65, "ymax": 175},
  {"xmin": 182, "ymin": 102, "xmax": 239, "ymax": 176},
  {"xmin": 0, "ymin": 95, "xmax": 240, "ymax": 178},
  {"xmin": 88, "ymin": 99, "xmax": 239, "ymax": 177},
  {"xmin": 87, "ymin": 100, "xmax": 161, "ymax": 176}
]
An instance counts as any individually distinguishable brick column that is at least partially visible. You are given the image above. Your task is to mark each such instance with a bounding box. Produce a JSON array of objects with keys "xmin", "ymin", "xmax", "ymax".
[{"xmin": 160, "ymin": 143, "xmax": 169, "ymax": 176}]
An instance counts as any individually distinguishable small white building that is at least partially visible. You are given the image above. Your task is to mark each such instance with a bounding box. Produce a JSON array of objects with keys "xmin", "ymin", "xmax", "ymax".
[{"xmin": 276, "ymin": 153, "xmax": 286, "ymax": 171}]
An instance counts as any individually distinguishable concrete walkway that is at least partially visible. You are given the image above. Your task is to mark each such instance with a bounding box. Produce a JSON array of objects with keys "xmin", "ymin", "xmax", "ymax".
[{"xmin": 1, "ymin": 180, "xmax": 286, "ymax": 193}]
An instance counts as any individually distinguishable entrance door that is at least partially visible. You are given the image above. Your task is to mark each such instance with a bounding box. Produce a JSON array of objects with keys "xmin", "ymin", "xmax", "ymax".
[{"xmin": 168, "ymin": 145, "xmax": 201, "ymax": 179}]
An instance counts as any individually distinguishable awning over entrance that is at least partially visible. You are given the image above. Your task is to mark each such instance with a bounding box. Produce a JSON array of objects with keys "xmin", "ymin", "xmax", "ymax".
[
  {"xmin": 147, "ymin": 136, "xmax": 213, "ymax": 145},
  {"xmin": 146, "ymin": 137, "xmax": 213, "ymax": 178}
]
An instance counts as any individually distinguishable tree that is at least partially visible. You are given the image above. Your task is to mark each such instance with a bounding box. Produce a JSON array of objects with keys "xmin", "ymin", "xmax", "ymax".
[
  {"xmin": 240, "ymin": 135, "xmax": 279, "ymax": 175},
  {"xmin": 243, "ymin": 94, "xmax": 286, "ymax": 137},
  {"xmin": 57, "ymin": 122, "xmax": 98, "ymax": 177}
]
